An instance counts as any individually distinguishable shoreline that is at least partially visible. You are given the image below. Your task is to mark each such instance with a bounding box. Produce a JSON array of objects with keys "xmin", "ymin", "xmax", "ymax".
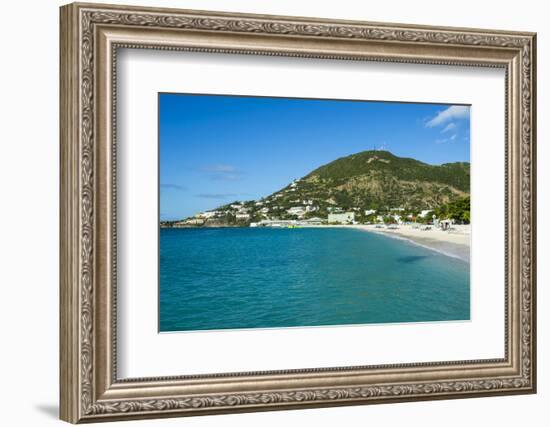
[
  {"xmin": 161, "ymin": 223, "xmax": 470, "ymax": 262},
  {"xmin": 351, "ymin": 224, "xmax": 470, "ymax": 263}
]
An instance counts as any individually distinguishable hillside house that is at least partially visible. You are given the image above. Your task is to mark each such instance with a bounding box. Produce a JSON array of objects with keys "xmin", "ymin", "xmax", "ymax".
[
  {"xmin": 287, "ymin": 206, "xmax": 306, "ymax": 217},
  {"xmin": 236, "ymin": 212, "xmax": 250, "ymax": 220}
]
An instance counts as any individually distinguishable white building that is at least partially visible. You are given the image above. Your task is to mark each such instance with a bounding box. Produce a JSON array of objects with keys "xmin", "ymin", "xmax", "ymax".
[
  {"xmin": 328, "ymin": 212, "xmax": 355, "ymax": 224},
  {"xmin": 236, "ymin": 212, "xmax": 250, "ymax": 220},
  {"xmin": 364, "ymin": 209, "xmax": 376, "ymax": 216},
  {"xmin": 197, "ymin": 211, "xmax": 218, "ymax": 219},
  {"xmin": 287, "ymin": 206, "xmax": 306, "ymax": 217},
  {"xmin": 419, "ymin": 209, "xmax": 433, "ymax": 218},
  {"xmin": 302, "ymin": 217, "xmax": 324, "ymax": 225},
  {"xmin": 183, "ymin": 218, "xmax": 205, "ymax": 225},
  {"xmin": 392, "ymin": 214, "xmax": 403, "ymax": 224}
]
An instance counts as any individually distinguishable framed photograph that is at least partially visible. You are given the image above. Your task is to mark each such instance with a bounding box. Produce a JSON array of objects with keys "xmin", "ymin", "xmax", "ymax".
[{"xmin": 60, "ymin": 2, "xmax": 537, "ymax": 423}]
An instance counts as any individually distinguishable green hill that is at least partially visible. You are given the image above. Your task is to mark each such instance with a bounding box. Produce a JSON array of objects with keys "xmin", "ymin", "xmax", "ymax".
[
  {"xmin": 164, "ymin": 150, "xmax": 470, "ymax": 226},
  {"xmin": 273, "ymin": 150, "xmax": 469, "ymax": 213},
  {"xmin": 308, "ymin": 150, "xmax": 469, "ymax": 192}
]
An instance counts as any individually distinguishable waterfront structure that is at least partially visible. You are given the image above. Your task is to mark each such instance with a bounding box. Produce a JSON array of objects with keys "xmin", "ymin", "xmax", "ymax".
[
  {"xmin": 197, "ymin": 211, "xmax": 218, "ymax": 219},
  {"xmin": 302, "ymin": 217, "xmax": 324, "ymax": 225},
  {"xmin": 328, "ymin": 212, "xmax": 355, "ymax": 224},
  {"xmin": 250, "ymin": 218, "xmax": 326, "ymax": 227},
  {"xmin": 181, "ymin": 218, "xmax": 205, "ymax": 226}
]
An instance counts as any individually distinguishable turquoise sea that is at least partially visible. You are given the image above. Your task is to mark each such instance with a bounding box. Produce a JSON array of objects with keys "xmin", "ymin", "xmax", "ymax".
[{"xmin": 159, "ymin": 227, "xmax": 470, "ymax": 332}]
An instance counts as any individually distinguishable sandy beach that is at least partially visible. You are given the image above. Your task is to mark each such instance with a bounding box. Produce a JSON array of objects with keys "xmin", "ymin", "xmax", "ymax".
[{"xmin": 352, "ymin": 224, "xmax": 471, "ymax": 262}]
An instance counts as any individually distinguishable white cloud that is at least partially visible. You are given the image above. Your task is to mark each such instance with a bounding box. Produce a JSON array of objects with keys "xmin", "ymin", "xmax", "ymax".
[
  {"xmin": 435, "ymin": 133, "xmax": 457, "ymax": 144},
  {"xmin": 426, "ymin": 105, "xmax": 470, "ymax": 128},
  {"xmin": 441, "ymin": 122, "xmax": 457, "ymax": 133},
  {"xmin": 201, "ymin": 164, "xmax": 238, "ymax": 173},
  {"xmin": 198, "ymin": 164, "xmax": 244, "ymax": 181},
  {"xmin": 160, "ymin": 183, "xmax": 187, "ymax": 191}
]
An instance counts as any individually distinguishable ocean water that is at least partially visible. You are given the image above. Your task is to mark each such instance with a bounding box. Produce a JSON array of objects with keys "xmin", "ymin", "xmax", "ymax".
[{"xmin": 159, "ymin": 227, "xmax": 470, "ymax": 332}]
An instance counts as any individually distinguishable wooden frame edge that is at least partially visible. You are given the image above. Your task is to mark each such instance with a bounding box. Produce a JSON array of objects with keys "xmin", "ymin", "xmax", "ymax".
[
  {"xmin": 60, "ymin": 3, "xmax": 80, "ymax": 423},
  {"xmin": 59, "ymin": 2, "xmax": 537, "ymax": 423}
]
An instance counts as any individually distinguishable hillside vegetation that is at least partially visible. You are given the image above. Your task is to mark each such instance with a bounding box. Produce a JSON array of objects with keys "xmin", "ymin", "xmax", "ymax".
[{"xmin": 163, "ymin": 150, "xmax": 470, "ymax": 226}]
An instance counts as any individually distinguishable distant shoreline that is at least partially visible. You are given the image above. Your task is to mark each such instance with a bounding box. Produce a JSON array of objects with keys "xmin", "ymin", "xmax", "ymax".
[{"xmin": 161, "ymin": 223, "xmax": 470, "ymax": 262}]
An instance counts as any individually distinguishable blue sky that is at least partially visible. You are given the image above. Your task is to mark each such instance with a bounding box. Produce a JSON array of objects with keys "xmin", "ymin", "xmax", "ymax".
[{"xmin": 159, "ymin": 93, "xmax": 470, "ymax": 220}]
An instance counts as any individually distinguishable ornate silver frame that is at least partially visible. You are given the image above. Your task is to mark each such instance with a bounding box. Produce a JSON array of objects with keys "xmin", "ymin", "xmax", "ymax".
[{"xmin": 60, "ymin": 2, "xmax": 537, "ymax": 423}]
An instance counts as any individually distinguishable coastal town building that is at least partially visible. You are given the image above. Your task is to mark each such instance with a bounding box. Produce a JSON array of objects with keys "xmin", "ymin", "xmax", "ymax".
[
  {"xmin": 392, "ymin": 214, "xmax": 403, "ymax": 224},
  {"xmin": 251, "ymin": 217, "xmax": 325, "ymax": 227},
  {"xmin": 197, "ymin": 211, "xmax": 218, "ymax": 219},
  {"xmin": 364, "ymin": 209, "xmax": 376, "ymax": 216},
  {"xmin": 287, "ymin": 206, "xmax": 306, "ymax": 217},
  {"xmin": 303, "ymin": 217, "xmax": 324, "ymax": 225},
  {"xmin": 328, "ymin": 212, "xmax": 355, "ymax": 224},
  {"xmin": 236, "ymin": 212, "xmax": 250, "ymax": 220},
  {"xmin": 182, "ymin": 218, "xmax": 205, "ymax": 225}
]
